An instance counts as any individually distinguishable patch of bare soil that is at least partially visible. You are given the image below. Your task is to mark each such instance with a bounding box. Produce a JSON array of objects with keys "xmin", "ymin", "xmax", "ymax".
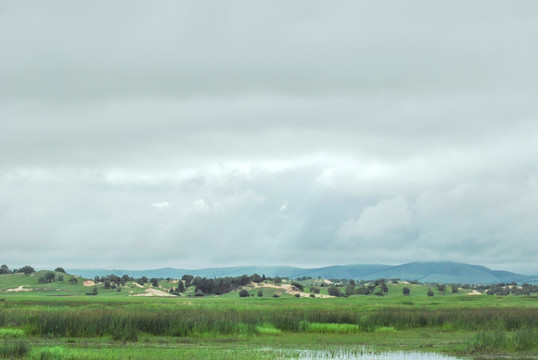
[
  {"xmin": 83, "ymin": 280, "xmax": 95, "ymax": 287},
  {"xmin": 250, "ymin": 282, "xmax": 332, "ymax": 298},
  {"xmin": 7, "ymin": 286, "xmax": 32, "ymax": 292},
  {"xmin": 468, "ymin": 290, "xmax": 482, "ymax": 295},
  {"xmin": 132, "ymin": 288, "xmax": 174, "ymax": 297}
]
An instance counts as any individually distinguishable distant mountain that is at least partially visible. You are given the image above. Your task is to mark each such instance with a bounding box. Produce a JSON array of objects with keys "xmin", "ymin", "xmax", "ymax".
[
  {"xmin": 66, "ymin": 264, "xmax": 390, "ymax": 280},
  {"xmin": 67, "ymin": 261, "xmax": 533, "ymax": 284},
  {"xmin": 363, "ymin": 262, "xmax": 533, "ymax": 284}
]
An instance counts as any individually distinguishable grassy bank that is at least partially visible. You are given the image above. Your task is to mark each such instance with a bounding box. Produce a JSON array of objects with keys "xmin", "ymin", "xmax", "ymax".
[{"xmin": 0, "ymin": 294, "xmax": 537, "ymax": 359}]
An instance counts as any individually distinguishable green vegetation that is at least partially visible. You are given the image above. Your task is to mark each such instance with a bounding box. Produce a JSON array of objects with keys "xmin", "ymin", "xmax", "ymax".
[{"xmin": 0, "ymin": 267, "xmax": 537, "ymax": 359}]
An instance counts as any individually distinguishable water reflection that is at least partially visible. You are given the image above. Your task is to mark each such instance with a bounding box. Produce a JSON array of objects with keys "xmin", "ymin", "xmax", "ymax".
[{"xmin": 290, "ymin": 349, "xmax": 465, "ymax": 360}]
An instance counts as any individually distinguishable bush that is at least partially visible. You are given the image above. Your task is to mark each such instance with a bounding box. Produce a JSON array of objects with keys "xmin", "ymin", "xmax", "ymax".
[
  {"xmin": 272, "ymin": 293, "xmax": 279, "ymax": 298},
  {"xmin": 427, "ymin": 288, "xmax": 434, "ymax": 297},
  {"xmin": 327, "ymin": 286, "xmax": 341, "ymax": 297},
  {"xmin": 68, "ymin": 277, "xmax": 78, "ymax": 284},
  {"xmin": 239, "ymin": 289, "xmax": 249, "ymax": 297},
  {"xmin": 85, "ymin": 287, "xmax": 98, "ymax": 296},
  {"xmin": 291, "ymin": 282, "xmax": 304, "ymax": 291},
  {"xmin": 403, "ymin": 287, "xmax": 410, "ymax": 295},
  {"xmin": 257, "ymin": 290, "xmax": 263, "ymax": 297}
]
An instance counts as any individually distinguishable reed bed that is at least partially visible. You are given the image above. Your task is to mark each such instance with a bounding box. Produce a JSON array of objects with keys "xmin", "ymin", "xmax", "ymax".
[{"xmin": 1, "ymin": 304, "xmax": 536, "ymax": 339}]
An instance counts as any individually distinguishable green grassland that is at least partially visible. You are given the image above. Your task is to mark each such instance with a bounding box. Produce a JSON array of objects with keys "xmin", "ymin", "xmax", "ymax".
[{"xmin": 1, "ymin": 272, "xmax": 537, "ymax": 359}]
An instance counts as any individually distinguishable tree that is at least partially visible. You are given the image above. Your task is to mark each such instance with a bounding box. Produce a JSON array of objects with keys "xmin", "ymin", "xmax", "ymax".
[
  {"xmin": 327, "ymin": 286, "xmax": 341, "ymax": 297},
  {"xmin": 345, "ymin": 285, "xmax": 355, "ymax": 296},
  {"xmin": 19, "ymin": 266, "xmax": 35, "ymax": 275},
  {"xmin": 44, "ymin": 271, "xmax": 55, "ymax": 283},
  {"xmin": 356, "ymin": 286, "xmax": 371, "ymax": 295},
  {"xmin": 403, "ymin": 287, "xmax": 411, "ymax": 295},
  {"xmin": 182, "ymin": 275, "xmax": 194, "ymax": 288},
  {"xmin": 427, "ymin": 288, "xmax": 434, "ymax": 297},
  {"xmin": 150, "ymin": 278, "xmax": 159, "ymax": 287},
  {"xmin": 0, "ymin": 264, "xmax": 10, "ymax": 274},
  {"xmin": 381, "ymin": 282, "xmax": 389, "ymax": 293},
  {"xmin": 239, "ymin": 289, "xmax": 249, "ymax": 297},
  {"xmin": 257, "ymin": 289, "xmax": 263, "ymax": 297},
  {"xmin": 54, "ymin": 267, "xmax": 66, "ymax": 274},
  {"xmin": 349, "ymin": 279, "xmax": 356, "ymax": 286},
  {"xmin": 437, "ymin": 284, "xmax": 446, "ymax": 295},
  {"xmin": 58, "ymin": 275, "xmax": 64, "ymax": 282},
  {"xmin": 69, "ymin": 277, "xmax": 78, "ymax": 284},
  {"xmin": 273, "ymin": 276, "xmax": 282, "ymax": 284},
  {"xmin": 177, "ymin": 280, "xmax": 186, "ymax": 293},
  {"xmin": 250, "ymin": 273, "xmax": 262, "ymax": 283},
  {"xmin": 104, "ymin": 281, "xmax": 111, "ymax": 289},
  {"xmin": 451, "ymin": 285, "xmax": 459, "ymax": 294},
  {"xmin": 310, "ymin": 286, "xmax": 320, "ymax": 294},
  {"xmin": 291, "ymin": 282, "xmax": 304, "ymax": 291}
]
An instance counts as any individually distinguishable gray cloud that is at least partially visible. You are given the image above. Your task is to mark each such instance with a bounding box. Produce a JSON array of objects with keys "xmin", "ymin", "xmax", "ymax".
[{"xmin": 1, "ymin": 1, "xmax": 537, "ymax": 273}]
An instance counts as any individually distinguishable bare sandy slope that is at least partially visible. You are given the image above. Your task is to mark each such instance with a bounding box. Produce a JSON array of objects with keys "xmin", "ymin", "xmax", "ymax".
[
  {"xmin": 83, "ymin": 280, "xmax": 95, "ymax": 287},
  {"xmin": 7, "ymin": 285, "xmax": 32, "ymax": 292},
  {"xmin": 132, "ymin": 288, "xmax": 174, "ymax": 297},
  {"xmin": 250, "ymin": 282, "xmax": 333, "ymax": 298},
  {"xmin": 467, "ymin": 290, "xmax": 482, "ymax": 295}
]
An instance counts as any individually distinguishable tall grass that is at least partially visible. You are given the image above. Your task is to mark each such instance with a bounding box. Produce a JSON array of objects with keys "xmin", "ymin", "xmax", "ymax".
[
  {"xmin": 0, "ymin": 341, "xmax": 30, "ymax": 358},
  {"xmin": 469, "ymin": 328, "xmax": 537, "ymax": 352},
  {"xmin": 0, "ymin": 303, "xmax": 536, "ymax": 339}
]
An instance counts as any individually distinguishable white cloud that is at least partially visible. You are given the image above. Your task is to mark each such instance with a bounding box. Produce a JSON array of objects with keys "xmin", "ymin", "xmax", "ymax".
[{"xmin": 151, "ymin": 201, "xmax": 170, "ymax": 208}]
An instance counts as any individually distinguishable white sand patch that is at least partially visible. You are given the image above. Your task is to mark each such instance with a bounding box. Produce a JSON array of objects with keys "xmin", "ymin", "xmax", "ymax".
[
  {"xmin": 132, "ymin": 288, "xmax": 174, "ymax": 297},
  {"xmin": 249, "ymin": 282, "xmax": 332, "ymax": 298},
  {"xmin": 83, "ymin": 280, "xmax": 95, "ymax": 287},
  {"xmin": 7, "ymin": 285, "xmax": 32, "ymax": 292},
  {"xmin": 468, "ymin": 290, "xmax": 482, "ymax": 295},
  {"xmin": 132, "ymin": 282, "xmax": 144, "ymax": 288}
]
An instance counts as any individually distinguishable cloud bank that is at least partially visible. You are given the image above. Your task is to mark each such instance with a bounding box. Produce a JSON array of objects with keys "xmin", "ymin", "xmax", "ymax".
[{"xmin": 1, "ymin": 1, "xmax": 537, "ymax": 273}]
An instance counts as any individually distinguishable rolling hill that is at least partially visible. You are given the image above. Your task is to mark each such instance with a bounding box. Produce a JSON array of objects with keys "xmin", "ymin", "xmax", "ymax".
[{"xmin": 67, "ymin": 261, "xmax": 534, "ymax": 284}]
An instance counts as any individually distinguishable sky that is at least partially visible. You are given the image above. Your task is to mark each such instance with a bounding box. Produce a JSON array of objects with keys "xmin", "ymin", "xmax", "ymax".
[{"xmin": 1, "ymin": 1, "xmax": 537, "ymax": 274}]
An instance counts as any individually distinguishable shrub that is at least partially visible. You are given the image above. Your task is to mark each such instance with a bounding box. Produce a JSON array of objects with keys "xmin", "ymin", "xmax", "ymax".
[
  {"xmin": 257, "ymin": 290, "xmax": 263, "ymax": 297},
  {"xmin": 403, "ymin": 287, "xmax": 410, "ymax": 295},
  {"xmin": 427, "ymin": 288, "xmax": 434, "ymax": 297},
  {"xmin": 85, "ymin": 287, "xmax": 98, "ymax": 296},
  {"xmin": 239, "ymin": 289, "xmax": 249, "ymax": 297},
  {"xmin": 327, "ymin": 286, "xmax": 341, "ymax": 297},
  {"xmin": 291, "ymin": 282, "xmax": 304, "ymax": 291}
]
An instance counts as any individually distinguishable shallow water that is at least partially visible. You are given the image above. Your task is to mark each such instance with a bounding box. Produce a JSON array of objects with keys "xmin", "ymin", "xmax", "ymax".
[{"xmin": 278, "ymin": 348, "xmax": 466, "ymax": 360}]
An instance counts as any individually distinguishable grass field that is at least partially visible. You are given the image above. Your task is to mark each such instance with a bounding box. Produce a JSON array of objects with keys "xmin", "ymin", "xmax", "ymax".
[{"xmin": 1, "ymin": 273, "xmax": 537, "ymax": 359}]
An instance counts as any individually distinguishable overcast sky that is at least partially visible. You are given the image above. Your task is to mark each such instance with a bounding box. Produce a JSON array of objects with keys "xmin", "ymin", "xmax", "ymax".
[{"xmin": 1, "ymin": 1, "xmax": 537, "ymax": 274}]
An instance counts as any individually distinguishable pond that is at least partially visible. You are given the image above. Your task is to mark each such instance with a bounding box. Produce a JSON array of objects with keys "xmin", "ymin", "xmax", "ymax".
[{"xmin": 270, "ymin": 348, "xmax": 467, "ymax": 360}]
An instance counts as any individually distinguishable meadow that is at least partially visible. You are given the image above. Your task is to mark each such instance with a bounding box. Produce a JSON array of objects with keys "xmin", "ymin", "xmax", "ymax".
[{"xmin": 1, "ymin": 271, "xmax": 537, "ymax": 359}]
